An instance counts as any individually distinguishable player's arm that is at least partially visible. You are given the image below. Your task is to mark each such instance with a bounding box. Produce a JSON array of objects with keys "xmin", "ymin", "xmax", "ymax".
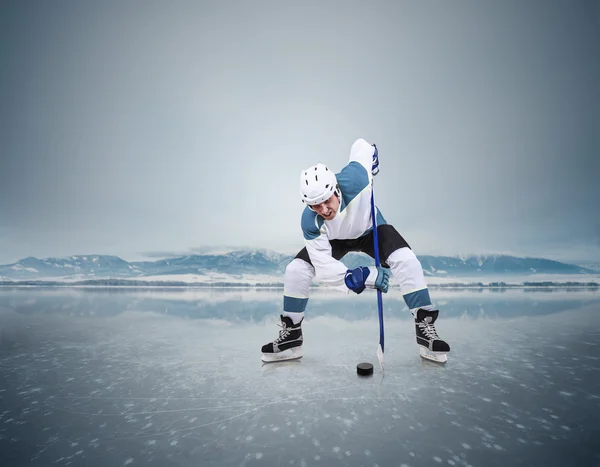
[
  {"xmin": 302, "ymin": 210, "xmax": 349, "ymax": 289},
  {"xmin": 304, "ymin": 236, "xmax": 350, "ymax": 289},
  {"xmin": 302, "ymin": 209, "xmax": 390, "ymax": 294},
  {"xmin": 349, "ymin": 138, "xmax": 379, "ymax": 177}
]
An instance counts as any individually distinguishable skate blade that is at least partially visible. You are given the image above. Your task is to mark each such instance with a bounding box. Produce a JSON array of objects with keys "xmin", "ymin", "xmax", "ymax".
[
  {"xmin": 261, "ymin": 347, "xmax": 303, "ymax": 363},
  {"xmin": 419, "ymin": 347, "xmax": 448, "ymax": 364}
]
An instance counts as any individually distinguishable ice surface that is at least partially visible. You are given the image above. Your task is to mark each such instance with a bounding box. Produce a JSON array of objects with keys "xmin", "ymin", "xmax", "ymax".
[{"xmin": 0, "ymin": 287, "xmax": 599, "ymax": 466}]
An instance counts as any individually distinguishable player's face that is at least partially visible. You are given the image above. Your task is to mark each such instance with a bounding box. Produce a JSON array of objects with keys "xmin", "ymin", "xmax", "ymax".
[{"xmin": 310, "ymin": 194, "xmax": 340, "ymax": 220}]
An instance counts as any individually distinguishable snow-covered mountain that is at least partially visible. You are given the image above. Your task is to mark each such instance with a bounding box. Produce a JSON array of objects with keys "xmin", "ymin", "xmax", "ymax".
[
  {"xmin": 130, "ymin": 249, "xmax": 292, "ymax": 277},
  {"xmin": 0, "ymin": 250, "xmax": 594, "ymax": 283},
  {"xmin": 0, "ymin": 255, "xmax": 143, "ymax": 280},
  {"xmin": 576, "ymin": 262, "xmax": 600, "ymax": 272},
  {"xmin": 418, "ymin": 254, "xmax": 591, "ymax": 277}
]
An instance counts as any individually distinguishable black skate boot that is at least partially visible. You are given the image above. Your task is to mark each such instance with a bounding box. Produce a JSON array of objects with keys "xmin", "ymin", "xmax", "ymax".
[
  {"xmin": 414, "ymin": 308, "xmax": 450, "ymax": 363},
  {"xmin": 261, "ymin": 315, "xmax": 303, "ymax": 363}
]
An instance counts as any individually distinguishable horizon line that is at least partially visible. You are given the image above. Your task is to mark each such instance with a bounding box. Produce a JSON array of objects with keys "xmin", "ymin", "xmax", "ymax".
[{"xmin": 2, "ymin": 249, "xmax": 597, "ymax": 267}]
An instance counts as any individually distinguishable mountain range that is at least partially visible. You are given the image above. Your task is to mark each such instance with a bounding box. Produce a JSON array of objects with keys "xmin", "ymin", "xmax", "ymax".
[{"xmin": 0, "ymin": 249, "xmax": 595, "ymax": 283}]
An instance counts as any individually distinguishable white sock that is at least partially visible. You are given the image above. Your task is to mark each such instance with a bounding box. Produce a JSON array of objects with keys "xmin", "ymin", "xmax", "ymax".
[
  {"xmin": 283, "ymin": 311, "xmax": 304, "ymax": 325},
  {"xmin": 410, "ymin": 304, "xmax": 434, "ymax": 318}
]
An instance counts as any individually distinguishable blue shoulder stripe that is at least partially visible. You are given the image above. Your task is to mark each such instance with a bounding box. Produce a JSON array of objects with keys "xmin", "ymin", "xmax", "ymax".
[
  {"xmin": 301, "ymin": 206, "xmax": 324, "ymax": 240},
  {"xmin": 336, "ymin": 161, "xmax": 370, "ymax": 213}
]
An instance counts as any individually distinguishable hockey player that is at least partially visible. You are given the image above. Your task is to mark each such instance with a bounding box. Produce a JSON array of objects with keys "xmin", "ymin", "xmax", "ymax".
[{"xmin": 261, "ymin": 138, "xmax": 450, "ymax": 363}]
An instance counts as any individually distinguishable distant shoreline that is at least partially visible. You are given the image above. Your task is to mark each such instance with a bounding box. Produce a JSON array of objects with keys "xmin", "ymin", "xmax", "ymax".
[{"xmin": 0, "ymin": 281, "xmax": 598, "ymax": 289}]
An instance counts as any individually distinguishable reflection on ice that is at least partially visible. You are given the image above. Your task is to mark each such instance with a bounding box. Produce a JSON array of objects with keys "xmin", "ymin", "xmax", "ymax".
[
  {"xmin": 0, "ymin": 286, "xmax": 598, "ymax": 322},
  {"xmin": 0, "ymin": 288, "xmax": 599, "ymax": 466}
]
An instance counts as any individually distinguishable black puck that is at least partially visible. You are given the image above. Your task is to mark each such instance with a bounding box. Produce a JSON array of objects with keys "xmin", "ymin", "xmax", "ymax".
[{"xmin": 356, "ymin": 362, "xmax": 374, "ymax": 376}]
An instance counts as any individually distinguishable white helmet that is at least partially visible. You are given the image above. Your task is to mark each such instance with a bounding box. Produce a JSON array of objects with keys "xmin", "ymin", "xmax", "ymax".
[{"xmin": 300, "ymin": 163, "xmax": 340, "ymax": 206}]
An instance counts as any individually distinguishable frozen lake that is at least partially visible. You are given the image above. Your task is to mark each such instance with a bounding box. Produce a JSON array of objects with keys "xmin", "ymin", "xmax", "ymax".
[{"xmin": 1, "ymin": 287, "xmax": 599, "ymax": 467}]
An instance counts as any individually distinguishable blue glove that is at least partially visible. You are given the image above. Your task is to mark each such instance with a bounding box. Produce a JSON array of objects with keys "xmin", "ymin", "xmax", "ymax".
[
  {"xmin": 371, "ymin": 143, "xmax": 379, "ymax": 176},
  {"xmin": 345, "ymin": 266, "xmax": 390, "ymax": 294}
]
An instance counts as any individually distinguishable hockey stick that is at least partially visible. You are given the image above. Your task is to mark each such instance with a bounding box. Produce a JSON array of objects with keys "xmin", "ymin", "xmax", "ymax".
[{"xmin": 370, "ymin": 179, "xmax": 385, "ymax": 372}]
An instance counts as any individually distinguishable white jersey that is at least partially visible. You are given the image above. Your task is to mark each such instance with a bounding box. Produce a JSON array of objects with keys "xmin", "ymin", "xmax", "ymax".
[{"xmin": 301, "ymin": 138, "xmax": 387, "ymax": 288}]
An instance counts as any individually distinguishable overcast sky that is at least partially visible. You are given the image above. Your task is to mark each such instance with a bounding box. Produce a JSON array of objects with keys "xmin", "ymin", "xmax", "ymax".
[{"xmin": 1, "ymin": 0, "xmax": 599, "ymax": 264}]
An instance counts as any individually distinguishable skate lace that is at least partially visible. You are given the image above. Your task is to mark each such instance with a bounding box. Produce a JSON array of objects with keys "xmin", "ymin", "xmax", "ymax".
[
  {"xmin": 418, "ymin": 320, "xmax": 440, "ymax": 340},
  {"xmin": 275, "ymin": 323, "xmax": 291, "ymax": 343}
]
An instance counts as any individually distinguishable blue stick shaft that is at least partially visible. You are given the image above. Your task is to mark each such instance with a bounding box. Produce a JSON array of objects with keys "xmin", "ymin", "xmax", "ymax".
[{"xmin": 370, "ymin": 182, "xmax": 384, "ymax": 353}]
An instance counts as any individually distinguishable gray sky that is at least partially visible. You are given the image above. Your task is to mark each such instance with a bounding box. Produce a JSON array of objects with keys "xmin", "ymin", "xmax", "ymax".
[{"xmin": 1, "ymin": 0, "xmax": 599, "ymax": 264}]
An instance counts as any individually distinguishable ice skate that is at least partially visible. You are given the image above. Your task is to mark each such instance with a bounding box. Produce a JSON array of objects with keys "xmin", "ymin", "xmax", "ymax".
[
  {"xmin": 414, "ymin": 308, "xmax": 450, "ymax": 363},
  {"xmin": 261, "ymin": 315, "xmax": 303, "ymax": 363}
]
